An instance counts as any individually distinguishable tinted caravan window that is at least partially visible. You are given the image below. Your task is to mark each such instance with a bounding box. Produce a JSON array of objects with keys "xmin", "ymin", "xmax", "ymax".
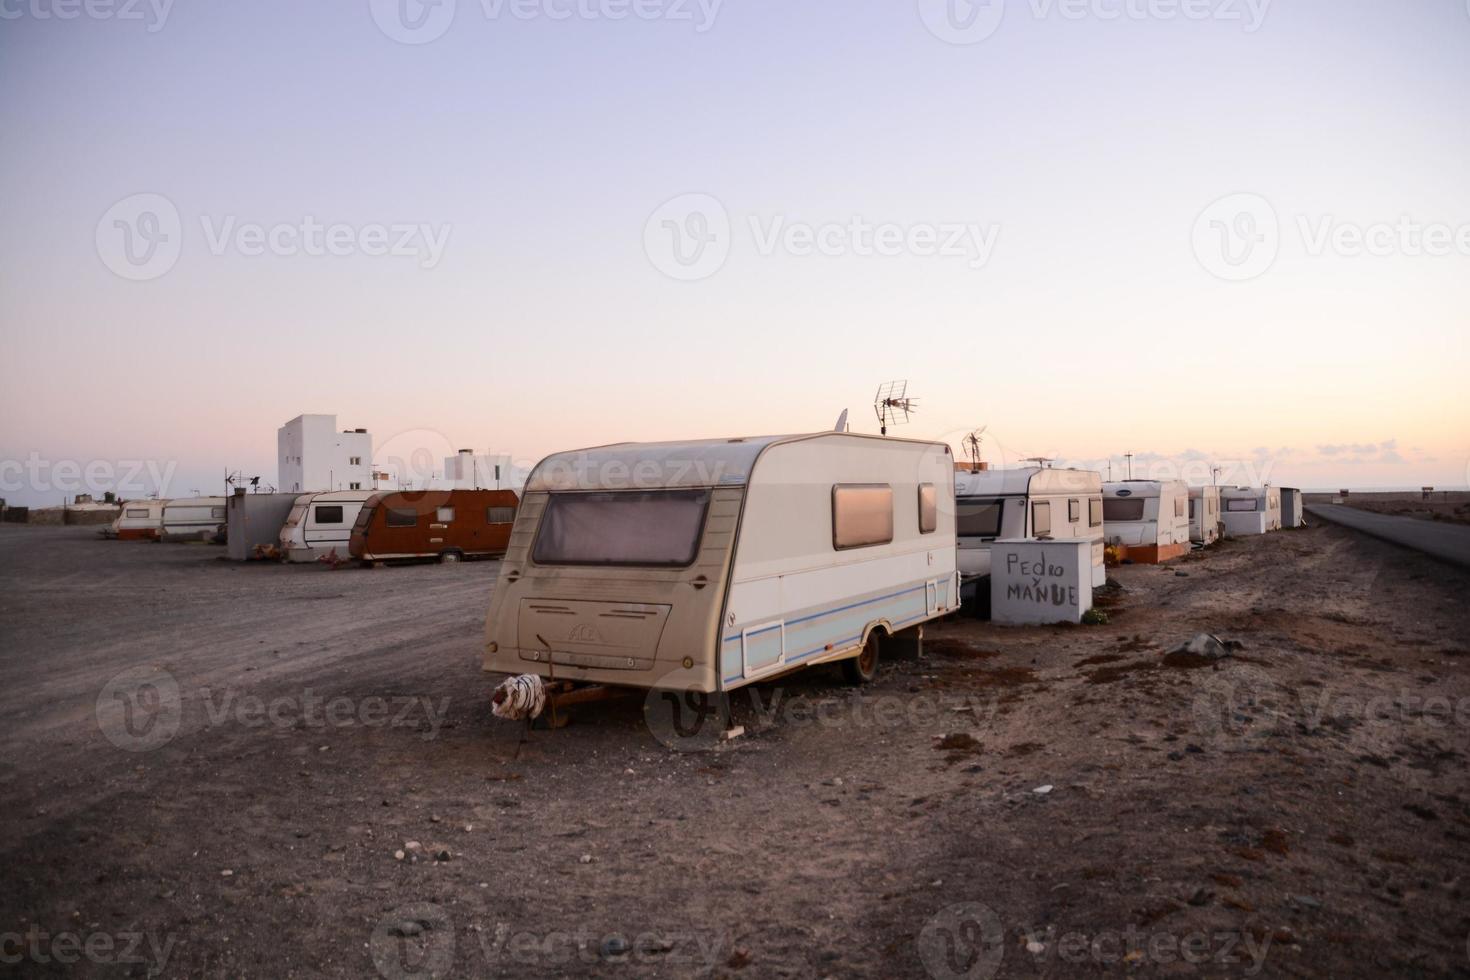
[
  {"xmin": 1032, "ymin": 501, "xmax": 1052, "ymax": 536},
  {"xmin": 533, "ymin": 489, "xmax": 710, "ymax": 567},
  {"xmin": 1103, "ymin": 498, "xmax": 1146, "ymax": 522},
  {"xmin": 486, "ymin": 507, "xmax": 516, "ymax": 524},
  {"xmin": 832, "ymin": 485, "xmax": 894, "ymax": 550},
  {"xmin": 1227, "ymin": 499, "xmax": 1259, "ymax": 512},
  {"xmin": 315, "ymin": 505, "xmax": 344, "ymax": 524},
  {"xmin": 917, "ymin": 484, "xmax": 937, "ymax": 534},
  {"xmin": 957, "ymin": 498, "xmax": 1003, "ymax": 538},
  {"xmin": 386, "ymin": 508, "xmax": 418, "ymax": 527}
]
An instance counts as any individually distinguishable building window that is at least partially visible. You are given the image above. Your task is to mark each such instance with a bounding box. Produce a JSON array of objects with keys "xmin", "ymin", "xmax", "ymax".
[
  {"xmin": 436, "ymin": 507, "xmax": 455, "ymax": 523},
  {"xmin": 386, "ymin": 508, "xmax": 418, "ymax": 527},
  {"xmin": 1068, "ymin": 499, "xmax": 1080, "ymax": 523},
  {"xmin": 1032, "ymin": 501, "xmax": 1052, "ymax": 536},
  {"xmin": 917, "ymin": 483, "xmax": 937, "ymax": 534},
  {"xmin": 348, "ymin": 482, "xmax": 361, "ymax": 490},
  {"xmin": 349, "ymin": 457, "xmax": 362, "ymax": 466},
  {"xmin": 487, "ymin": 506, "xmax": 516, "ymax": 524},
  {"xmin": 1089, "ymin": 498, "xmax": 1103, "ymax": 527},
  {"xmin": 832, "ymin": 484, "xmax": 894, "ymax": 550},
  {"xmin": 315, "ymin": 505, "xmax": 344, "ymax": 524}
]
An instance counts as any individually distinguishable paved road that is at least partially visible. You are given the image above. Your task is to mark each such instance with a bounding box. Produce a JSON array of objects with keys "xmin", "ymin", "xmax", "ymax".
[{"xmin": 1306, "ymin": 503, "xmax": 1470, "ymax": 570}]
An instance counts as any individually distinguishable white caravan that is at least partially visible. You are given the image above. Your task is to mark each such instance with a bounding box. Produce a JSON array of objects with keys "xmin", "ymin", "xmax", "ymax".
[
  {"xmin": 954, "ymin": 467, "xmax": 1106, "ymax": 589},
  {"xmin": 1188, "ymin": 485, "xmax": 1222, "ymax": 545},
  {"xmin": 279, "ymin": 490, "xmax": 377, "ymax": 562},
  {"xmin": 1279, "ymin": 487, "xmax": 1304, "ymax": 529},
  {"xmin": 160, "ymin": 497, "xmax": 227, "ymax": 542},
  {"xmin": 483, "ymin": 432, "xmax": 959, "ymax": 694},
  {"xmin": 109, "ymin": 499, "xmax": 169, "ymax": 540},
  {"xmin": 1220, "ymin": 486, "xmax": 1282, "ymax": 536},
  {"xmin": 1101, "ymin": 481, "xmax": 1192, "ymax": 563}
]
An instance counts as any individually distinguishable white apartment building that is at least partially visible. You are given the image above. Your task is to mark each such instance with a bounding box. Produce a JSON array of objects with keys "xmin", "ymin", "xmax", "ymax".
[{"xmin": 278, "ymin": 414, "xmax": 373, "ymax": 493}]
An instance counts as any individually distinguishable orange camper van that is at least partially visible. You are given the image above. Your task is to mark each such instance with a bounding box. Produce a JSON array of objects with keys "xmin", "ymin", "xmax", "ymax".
[{"xmin": 349, "ymin": 489, "xmax": 519, "ymax": 565}]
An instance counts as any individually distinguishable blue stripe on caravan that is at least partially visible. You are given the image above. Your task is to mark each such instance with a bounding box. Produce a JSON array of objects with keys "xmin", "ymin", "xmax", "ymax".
[
  {"xmin": 721, "ymin": 611, "xmax": 930, "ymax": 684},
  {"xmin": 720, "ymin": 584, "xmax": 926, "ymax": 644}
]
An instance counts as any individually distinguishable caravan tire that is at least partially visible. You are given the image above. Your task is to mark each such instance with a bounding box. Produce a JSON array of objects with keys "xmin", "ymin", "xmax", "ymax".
[
  {"xmin": 439, "ymin": 550, "xmax": 463, "ymax": 564},
  {"xmin": 842, "ymin": 630, "xmax": 882, "ymax": 685}
]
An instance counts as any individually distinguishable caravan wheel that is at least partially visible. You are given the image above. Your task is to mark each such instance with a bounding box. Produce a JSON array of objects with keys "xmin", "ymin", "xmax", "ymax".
[
  {"xmin": 439, "ymin": 550, "xmax": 463, "ymax": 564},
  {"xmin": 842, "ymin": 630, "xmax": 882, "ymax": 685}
]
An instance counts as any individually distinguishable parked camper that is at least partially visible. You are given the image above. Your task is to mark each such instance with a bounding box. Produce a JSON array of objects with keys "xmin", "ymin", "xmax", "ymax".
[
  {"xmin": 483, "ymin": 432, "xmax": 959, "ymax": 694},
  {"xmin": 109, "ymin": 499, "xmax": 168, "ymax": 540},
  {"xmin": 280, "ymin": 490, "xmax": 377, "ymax": 562},
  {"xmin": 160, "ymin": 497, "xmax": 227, "ymax": 543},
  {"xmin": 1279, "ymin": 487, "xmax": 1304, "ymax": 529},
  {"xmin": 1188, "ymin": 485, "xmax": 1222, "ymax": 545},
  {"xmin": 955, "ymin": 467, "xmax": 1106, "ymax": 593},
  {"xmin": 1102, "ymin": 481, "xmax": 1192, "ymax": 563},
  {"xmin": 350, "ymin": 489, "xmax": 519, "ymax": 564},
  {"xmin": 1220, "ymin": 486, "xmax": 1282, "ymax": 536}
]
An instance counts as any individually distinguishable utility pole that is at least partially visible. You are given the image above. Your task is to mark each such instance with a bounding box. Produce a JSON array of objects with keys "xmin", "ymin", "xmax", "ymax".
[{"xmin": 1124, "ymin": 453, "xmax": 1134, "ymax": 480}]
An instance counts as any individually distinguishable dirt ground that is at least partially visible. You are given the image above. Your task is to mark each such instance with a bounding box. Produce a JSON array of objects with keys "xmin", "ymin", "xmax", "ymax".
[{"xmin": 2, "ymin": 523, "xmax": 1469, "ymax": 978}]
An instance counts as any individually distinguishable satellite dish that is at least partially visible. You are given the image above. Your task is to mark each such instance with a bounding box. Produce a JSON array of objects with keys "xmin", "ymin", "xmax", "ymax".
[
  {"xmin": 833, "ymin": 409, "xmax": 849, "ymax": 433},
  {"xmin": 873, "ymin": 381, "xmax": 918, "ymax": 436}
]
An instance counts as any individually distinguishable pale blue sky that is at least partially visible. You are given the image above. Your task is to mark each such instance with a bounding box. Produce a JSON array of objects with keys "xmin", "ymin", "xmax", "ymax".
[{"xmin": 1, "ymin": 0, "xmax": 1467, "ymax": 503}]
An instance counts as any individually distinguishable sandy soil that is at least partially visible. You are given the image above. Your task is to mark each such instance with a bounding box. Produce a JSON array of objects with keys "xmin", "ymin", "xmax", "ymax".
[{"xmin": 1, "ymin": 523, "xmax": 1468, "ymax": 978}]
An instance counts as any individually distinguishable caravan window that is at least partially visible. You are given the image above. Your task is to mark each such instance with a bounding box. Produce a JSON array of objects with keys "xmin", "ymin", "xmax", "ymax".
[
  {"xmin": 125, "ymin": 508, "xmax": 149, "ymax": 518},
  {"xmin": 386, "ymin": 508, "xmax": 418, "ymax": 527},
  {"xmin": 1068, "ymin": 499, "xmax": 1080, "ymax": 523},
  {"xmin": 436, "ymin": 507, "xmax": 455, "ymax": 523},
  {"xmin": 211, "ymin": 507, "xmax": 225, "ymax": 519},
  {"xmin": 957, "ymin": 498, "xmax": 1004, "ymax": 539},
  {"xmin": 1032, "ymin": 501, "xmax": 1052, "ymax": 536},
  {"xmin": 1103, "ymin": 498, "xmax": 1146, "ymax": 522},
  {"xmin": 917, "ymin": 484, "xmax": 937, "ymax": 534},
  {"xmin": 1175, "ymin": 497, "xmax": 1186, "ymax": 519},
  {"xmin": 533, "ymin": 489, "xmax": 710, "ymax": 567},
  {"xmin": 1089, "ymin": 498, "xmax": 1103, "ymax": 527},
  {"xmin": 487, "ymin": 506, "xmax": 516, "ymax": 524},
  {"xmin": 1226, "ymin": 499, "xmax": 1259, "ymax": 512},
  {"xmin": 315, "ymin": 505, "xmax": 344, "ymax": 524},
  {"xmin": 1188, "ymin": 499, "xmax": 1196, "ymax": 519},
  {"xmin": 832, "ymin": 485, "xmax": 894, "ymax": 550}
]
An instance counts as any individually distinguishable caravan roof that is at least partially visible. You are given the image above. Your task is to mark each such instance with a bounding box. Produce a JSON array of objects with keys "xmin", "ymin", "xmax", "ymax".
[
  {"xmin": 1103, "ymin": 480, "xmax": 1177, "ymax": 498},
  {"xmin": 955, "ymin": 467, "xmax": 1101, "ymax": 497},
  {"xmin": 527, "ymin": 433, "xmax": 944, "ymax": 492}
]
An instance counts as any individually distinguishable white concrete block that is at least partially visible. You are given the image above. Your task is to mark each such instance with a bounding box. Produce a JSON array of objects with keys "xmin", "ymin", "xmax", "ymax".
[{"xmin": 990, "ymin": 539, "xmax": 1093, "ymax": 625}]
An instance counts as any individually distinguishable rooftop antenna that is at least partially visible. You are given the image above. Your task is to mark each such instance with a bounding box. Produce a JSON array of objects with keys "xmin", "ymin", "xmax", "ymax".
[
  {"xmin": 873, "ymin": 381, "xmax": 917, "ymax": 436},
  {"xmin": 963, "ymin": 426, "xmax": 987, "ymax": 473},
  {"xmin": 833, "ymin": 409, "xmax": 849, "ymax": 433},
  {"xmin": 1023, "ymin": 456, "xmax": 1054, "ymax": 469},
  {"xmin": 1124, "ymin": 452, "xmax": 1134, "ymax": 480}
]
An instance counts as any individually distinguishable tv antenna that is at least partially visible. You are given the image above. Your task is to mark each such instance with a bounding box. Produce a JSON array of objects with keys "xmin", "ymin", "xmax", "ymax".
[
  {"xmin": 963, "ymin": 427, "xmax": 987, "ymax": 473},
  {"xmin": 1023, "ymin": 456, "xmax": 1055, "ymax": 469},
  {"xmin": 874, "ymin": 381, "xmax": 917, "ymax": 436}
]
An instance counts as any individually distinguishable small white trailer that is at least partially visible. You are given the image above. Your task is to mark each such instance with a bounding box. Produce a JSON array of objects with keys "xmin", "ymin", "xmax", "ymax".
[
  {"xmin": 483, "ymin": 432, "xmax": 959, "ymax": 695},
  {"xmin": 279, "ymin": 490, "xmax": 377, "ymax": 562},
  {"xmin": 1102, "ymin": 481, "xmax": 1192, "ymax": 563},
  {"xmin": 108, "ymin": 499, "xmax": 169, "ymax": 540},
  {"xmin": 1188, "ymin": 485, "xmax": 1222, "ymax": 545},
  {"xmin": 954, "ymin": 467, "xmax": 1106, "ymax": 591},
  {"xmin": 160, "ymin": 497, "xmax": 227, "ymax": 543},
  {"xmin": 1279, "ymin": 487, "xmax": 1304, "ymax": 529},
  {"xmin": 1220, "ymin": 486, "xmax": 1282, "ymax": 536}
]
